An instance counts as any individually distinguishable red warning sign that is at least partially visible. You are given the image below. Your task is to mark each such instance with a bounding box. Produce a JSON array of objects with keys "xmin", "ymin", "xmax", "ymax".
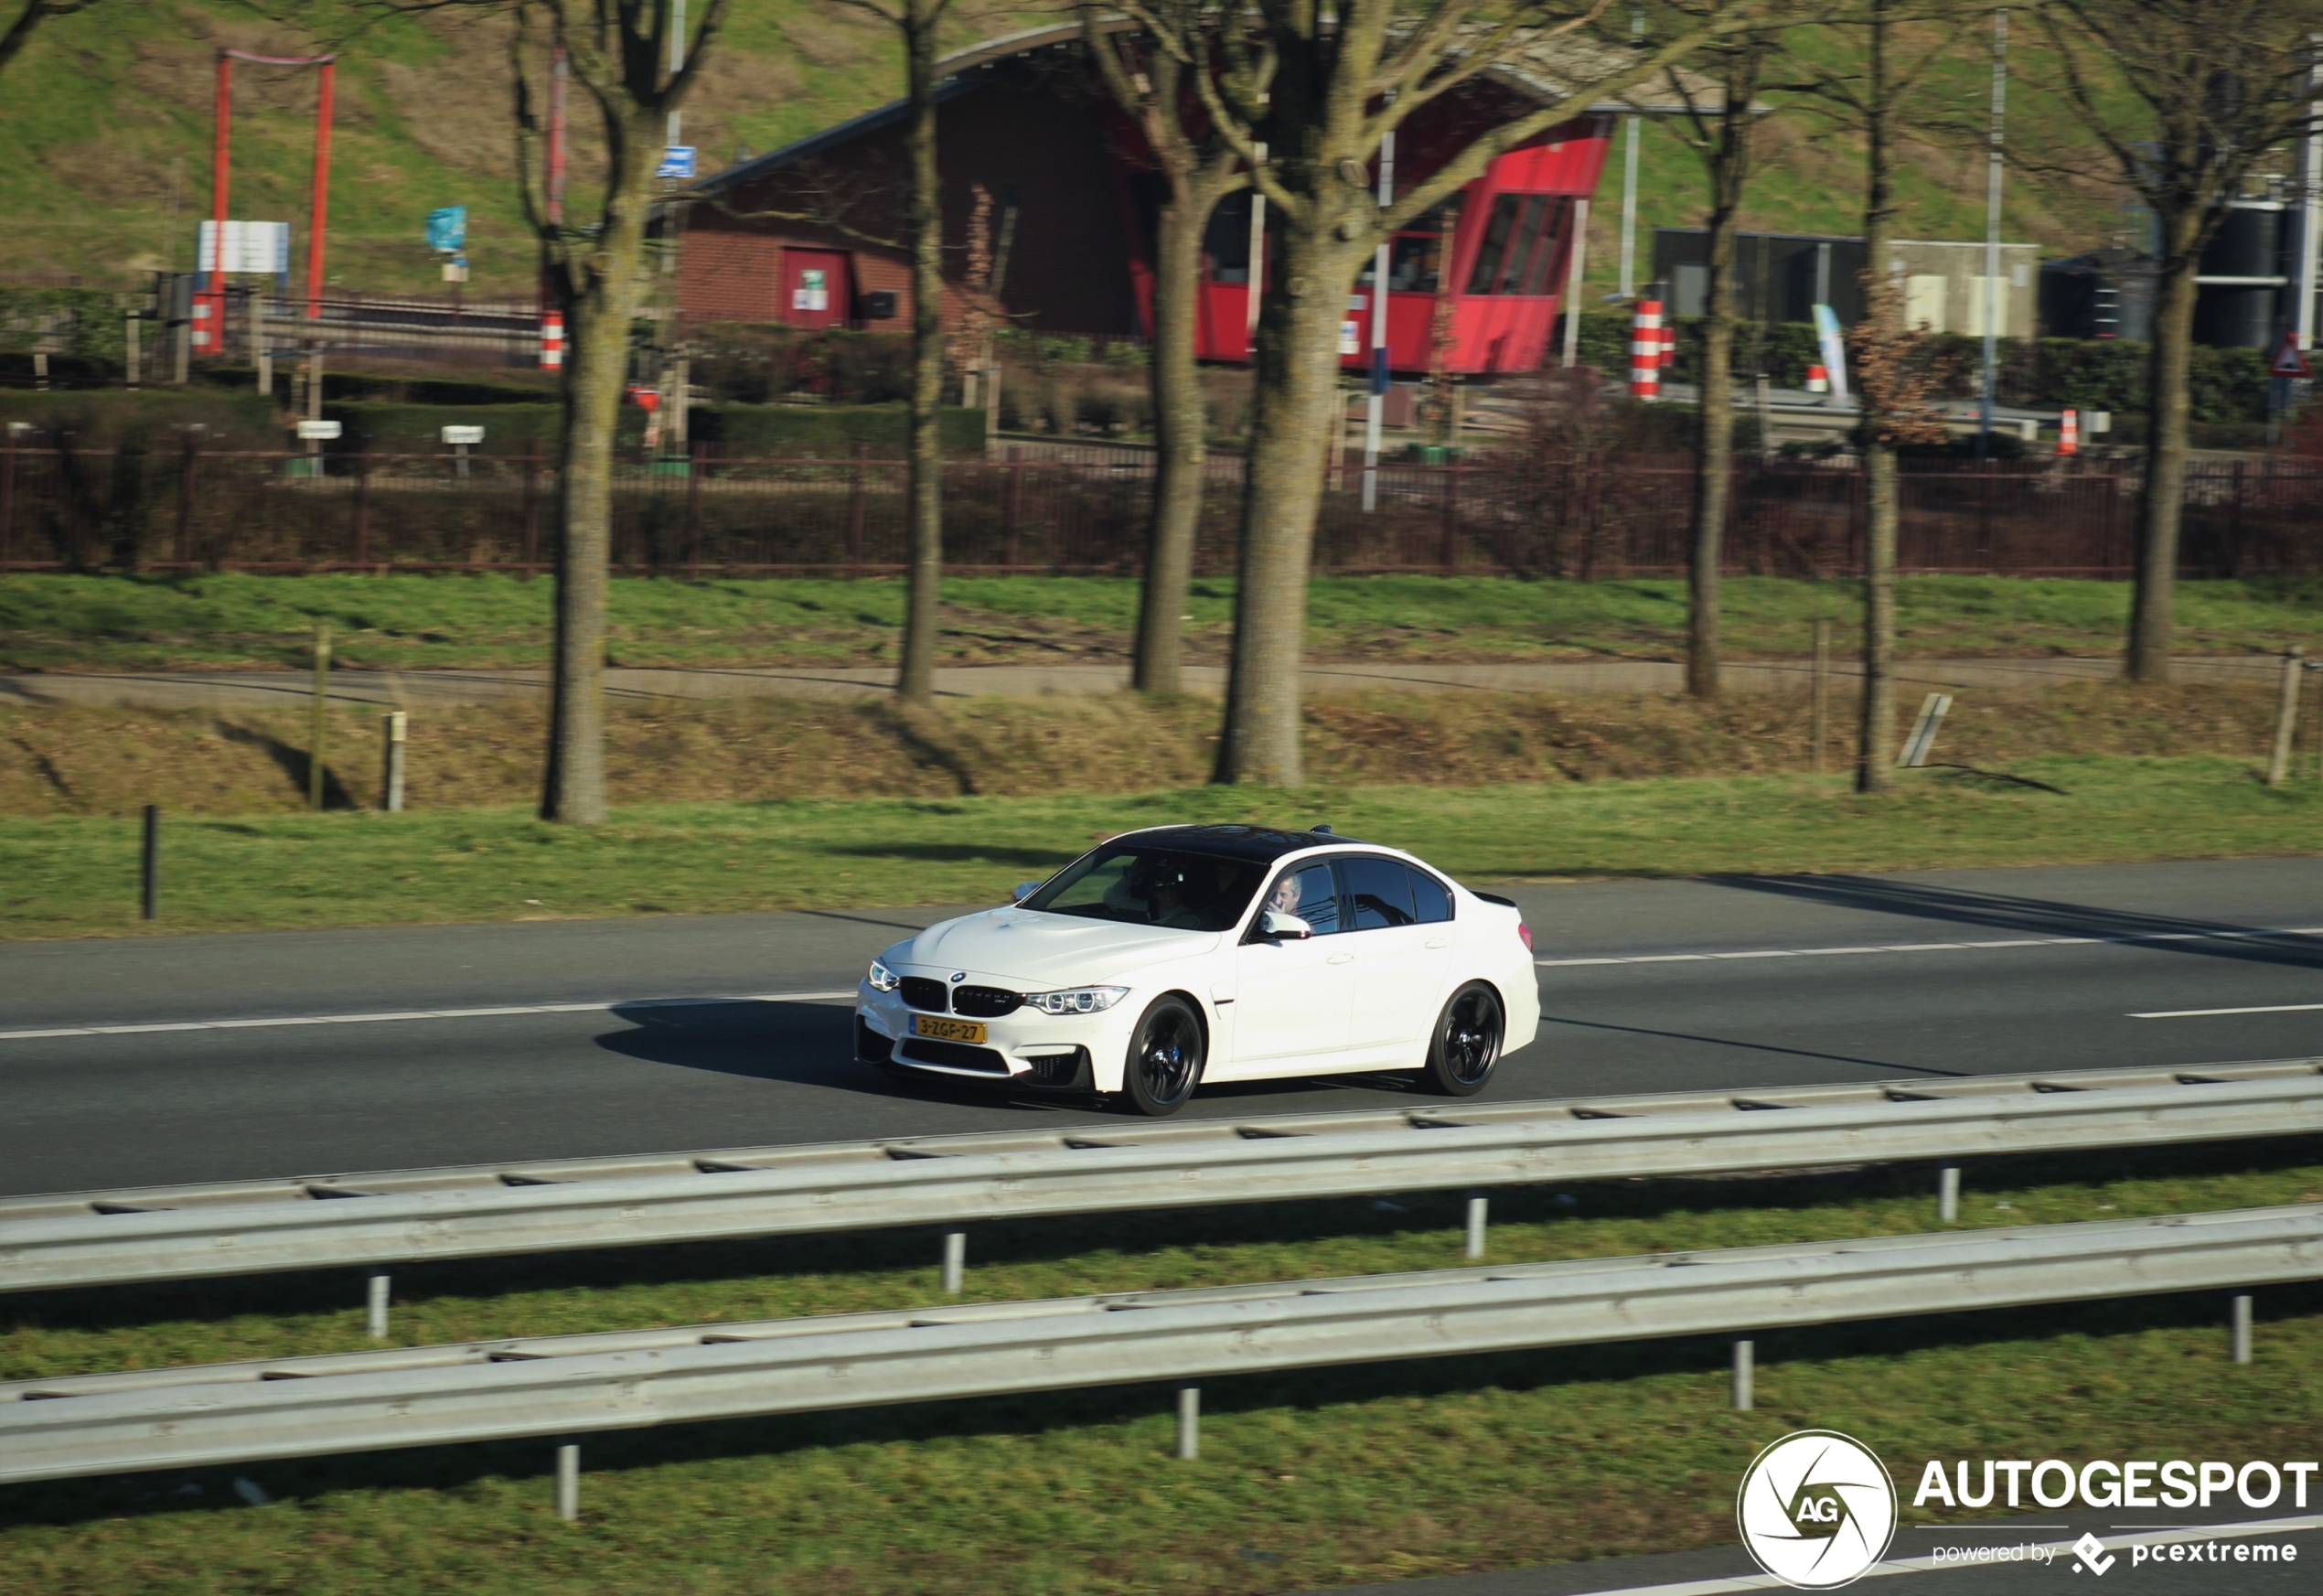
[{"xmin": 2269, "ymin": 332, "xmax": 2311, "ymax": 379}]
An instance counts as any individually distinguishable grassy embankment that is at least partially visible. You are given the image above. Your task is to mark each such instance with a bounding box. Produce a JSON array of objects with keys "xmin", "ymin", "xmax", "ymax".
[
  {"xmin": 3, "ymin": 755, "xmax": 2318, "ymax": 939},
  {"xmin": 5, "ymin": 1146, "xmax": 2320, "ymax": 1594},
  {"xmin": 5, "ymin": 573, "xmax": 2321, "ymax": 672}
]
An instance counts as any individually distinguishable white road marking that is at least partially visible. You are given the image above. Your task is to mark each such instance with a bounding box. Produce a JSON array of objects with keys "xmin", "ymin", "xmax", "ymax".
[
  {"xmin": 1571, "ymin": 1513, "xmax": 2323, "ymax": 1595},
  {"xmin": 0, "ymin": 991, "xmax": 857, "ymax": 1043},
  {"xmin": 1537, "ymin": 926, "xmax": 2323, "ymax": 969},
  {"xmin": 2130, "ymin": 1002, "xmax": 2323, "ymax": 1019}
]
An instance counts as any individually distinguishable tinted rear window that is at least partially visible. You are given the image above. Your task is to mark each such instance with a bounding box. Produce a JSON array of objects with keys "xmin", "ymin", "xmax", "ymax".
[
  {"xmin": 1408, "ymin": 867, "xmax": 1452, "ymax": 924},
  {"xmin": 1344, "ymin": 855, "xmax": 1418, "ymax": 929}
]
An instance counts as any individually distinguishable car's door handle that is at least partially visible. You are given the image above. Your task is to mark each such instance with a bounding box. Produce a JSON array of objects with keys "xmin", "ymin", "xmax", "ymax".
[
  {"xmin": 1327, "ymin": 951, "xmax": 1355, "ymax": 965},
  {"xmin": 1424, "ymin": 937, "xmax": 1451, "ymax": 949}
]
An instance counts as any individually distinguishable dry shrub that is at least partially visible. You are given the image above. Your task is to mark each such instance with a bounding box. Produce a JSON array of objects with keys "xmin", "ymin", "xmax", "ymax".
[{"xmin": 0, "ymin": 682, "xmax": 2282, "ymax": 819}]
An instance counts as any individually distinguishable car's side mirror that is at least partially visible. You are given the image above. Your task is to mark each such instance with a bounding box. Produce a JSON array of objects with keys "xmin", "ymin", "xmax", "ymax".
[
  {"xmin": 1258, "ymin": 908, "xmax": 1312, "ymax": 940},
  {"xmin": 1011, "ymin": 880, "xmax": 1042, "ymax": 905}
]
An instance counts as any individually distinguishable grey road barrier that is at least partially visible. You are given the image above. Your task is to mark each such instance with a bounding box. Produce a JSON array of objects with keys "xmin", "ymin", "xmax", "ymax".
[
  {"xmin": 2, "ymin": 1060, "xmax": 2318, "ymax": 1301},
  {"xmin": 1, "ymin": 1203, "xmax": 2316, "ymax": 1485}
]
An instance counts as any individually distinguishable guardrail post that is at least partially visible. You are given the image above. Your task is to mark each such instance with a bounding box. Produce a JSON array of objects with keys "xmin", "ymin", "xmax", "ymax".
[
  {"xmin": 1464, "ymin": 1194, "xmax": 1488, "ymax": 1261},
  {"xmin": 941, "ymin": 1230, "xmax": 966, "ymax": 1296},
  {"xmin": 1731, "ymin": 1339, "xmax": 1754, "ymax": 1411},
  {"xmin": 2232, "ymin": 1294, "xmax": 2253, "ymax": 1365},
  {"xmin": 1175, "ymin": 1385, "xmax": 1200, "ymax": 1460},
  {"xmin": 366, "ymin": 1273, "xmax": 390, "ymax": 1340},
  {"xmin": 1939, "ymin": 1165, "xmax": 1960, "ymax": 1223},
  {"xmin": 555, "ymin": 1443, "xmax": 581, "ymax": 1521}
]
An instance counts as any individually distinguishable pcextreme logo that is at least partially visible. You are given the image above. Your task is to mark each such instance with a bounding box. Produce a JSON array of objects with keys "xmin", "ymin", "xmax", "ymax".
[{"xmin": 1737, "ymin": 1430, "xmax": 1900, "ymax": 1590}]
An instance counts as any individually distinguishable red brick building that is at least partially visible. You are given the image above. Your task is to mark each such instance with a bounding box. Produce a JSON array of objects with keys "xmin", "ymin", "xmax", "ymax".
[{"xmin": 678, "ymin": 25, "xmax": 1683, "ymax": 376}]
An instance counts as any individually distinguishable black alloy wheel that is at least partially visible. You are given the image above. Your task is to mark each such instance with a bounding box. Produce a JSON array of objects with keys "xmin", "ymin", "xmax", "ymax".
[
  {"xmin": 1120, "ymin": 995, "xmax": 1205, "ymax": 1117},
  {"xmin": 1422, "ymin": 982, "xmax": 1503, "ymax": 1097}
]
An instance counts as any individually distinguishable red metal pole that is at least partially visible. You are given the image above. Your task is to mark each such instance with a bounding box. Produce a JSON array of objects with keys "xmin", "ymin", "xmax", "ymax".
[
  {"xmin": 207, "ymin": 50, "xmax": 232, "ymax": 357},
  {"xmin": 307, "ymin": 60, "xmax": 336, "ymax": 319}
]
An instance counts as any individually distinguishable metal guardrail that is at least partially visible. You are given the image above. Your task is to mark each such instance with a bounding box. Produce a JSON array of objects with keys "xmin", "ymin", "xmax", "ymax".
[
  {"xmin": 2, "ymin": 1061, "xmax": 2318, "ymax": 1296},
  {"xmin": 2, "ymin": 1203, "xmax": 2317, "ymax": 1484}
]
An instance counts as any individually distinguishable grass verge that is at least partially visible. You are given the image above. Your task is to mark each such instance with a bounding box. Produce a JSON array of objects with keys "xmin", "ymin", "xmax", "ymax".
[
  {"xmin": 5, "ymin": 573, "xmax": 2320, "ymax": 673},
  {"xmin": 4, "ymin": 1144, "xmax": 2320, "ymax": 1594},
  {"xmin": 2, "ymin": 754, "xmax": 2317, "ymax": 940}
]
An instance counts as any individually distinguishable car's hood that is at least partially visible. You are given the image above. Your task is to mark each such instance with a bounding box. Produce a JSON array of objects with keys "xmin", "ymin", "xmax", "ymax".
[{"xmin": 886, "ymin": 908, "xmax": 1217, "ymax": 988}]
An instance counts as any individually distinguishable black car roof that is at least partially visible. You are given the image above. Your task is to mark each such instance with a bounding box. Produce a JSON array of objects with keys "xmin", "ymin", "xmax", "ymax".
[{"xmin": 1115, "ymin": 824, "xmax": 1365, "ymax": 863}]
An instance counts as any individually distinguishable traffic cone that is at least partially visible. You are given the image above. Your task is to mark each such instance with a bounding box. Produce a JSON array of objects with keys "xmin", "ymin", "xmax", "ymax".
[
  {"xmin": 1806, "ymin": 364, "xmax": 1828, "ymax": 394},
  {"xmin": 2058, "ymin": 409, "xmax": 2079, "ymax": 456}
]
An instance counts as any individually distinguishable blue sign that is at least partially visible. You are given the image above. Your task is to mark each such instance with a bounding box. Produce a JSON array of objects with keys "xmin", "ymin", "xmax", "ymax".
[
  {"xmin": 425, "ymin": 207, "xmax": 467, "ymax": 252},
  {"xmin": 657, "ymin": 146, "xmax": 698, "ymax": 180}
]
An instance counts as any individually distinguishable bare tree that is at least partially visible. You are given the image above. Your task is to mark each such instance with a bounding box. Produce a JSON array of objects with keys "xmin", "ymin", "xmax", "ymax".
[
  {"xmin": 1184, "ymin": 0, "xmax": 1766, "ymax": 785},
  {"xmin": 1782, "ymin": 0, "xmax": 1960, "ymax": 791},
  {"xmin": 2034, "ymin": 1, "xmax": 2323, "ymax": 683},
  {"xmin": 1079, "ymin": 6, "xmax": 1259, "ymax": 697},
  {"xmin": 0, "ymin": 0, "xmax": 98, "ymax": 76},
  {"xmin": 491, "ymin": 0, "xmax": 731, "ymax": 824},
  {"xmin": 1657, "ymin": 30, "xmax": 1776, "ymax": 700}
]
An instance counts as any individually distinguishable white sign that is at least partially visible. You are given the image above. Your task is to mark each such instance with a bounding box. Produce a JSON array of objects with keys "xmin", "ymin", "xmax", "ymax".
[
  {"xmin": 198, "ymin": 220, "xmax": 292, "ymax": 275},
  {"xmin": 1339, "ymin": 319, "xmax": 1360, "ymax": 356},
  {"xmin": 441, "ymin": 425, "xmax": 486, "ymax": 445},
  {"xmin": 792, "ymin": 268, "xmax": 829, "ymax": 312},
  {"xmin": 295, "ymin": 420, "xmax": 342, "ymax": 441},
  {"xmin": 657, "ymin": 145, "xmax": 697, "ymax": 180}
]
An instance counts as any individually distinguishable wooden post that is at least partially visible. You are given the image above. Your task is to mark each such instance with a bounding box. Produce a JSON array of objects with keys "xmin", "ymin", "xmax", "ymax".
[
  {"xmin": 845, "ymin": 442, "xmax": 868, "ymax": 576},
  {"xmin": 2265, "ymin": 647, "xmax": 2305, "ymax": 787},
  {"xmin": 308, "ymin": 622, "xmax": 332, "ymax": 811},
  {"xmin": 1001, "ymin": 445, "xmax": 1023, "ymax": 573},
  {"xmin": 1811, "ymin": 616, "xmax": 1832, "ymax": 776},
  {"xmin": 176, "ymin": 430, "xmax": 198, "ymax": 569},
  {"xmin": 351, "ymin": 448, "xmax": 371, "ymax": 569},
  {"xmin": 520, "ymin": 443, "xmax": 541, "ymax": 577},
  {"xmin": 1440, "ymin": 459, "xmax": 1460, "ymax": 571},
  {"xmin": 141, "ymin": 804, "xmax": 159, "ymax": 921},
  {"xmin": 686, "ymin": 438, "xmax": 706, "ymax": 580}
]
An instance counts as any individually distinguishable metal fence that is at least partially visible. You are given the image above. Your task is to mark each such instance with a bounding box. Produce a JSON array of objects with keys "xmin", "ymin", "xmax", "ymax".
[{"xmin": 4, "ymin": 443, "xmax": 2320, "ymax": 577}]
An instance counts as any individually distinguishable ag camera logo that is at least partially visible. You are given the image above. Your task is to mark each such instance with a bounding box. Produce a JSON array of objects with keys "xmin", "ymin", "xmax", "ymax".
[{"xmin": 1737, "ymin": 1430, "xmax": 1899, "ymax": 1589}]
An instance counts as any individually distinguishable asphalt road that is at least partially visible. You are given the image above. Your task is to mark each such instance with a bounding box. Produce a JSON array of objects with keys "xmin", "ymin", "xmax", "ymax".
[{"xmin": 3, "ymin": 856, "xmax": 2320, "ymax": 1195}]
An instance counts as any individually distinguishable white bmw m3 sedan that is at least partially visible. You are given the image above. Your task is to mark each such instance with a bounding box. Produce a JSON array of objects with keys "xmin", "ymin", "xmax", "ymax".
[{"xmin": 854, "ymin": 824, "xmax": 1541, "ymax": 1115}]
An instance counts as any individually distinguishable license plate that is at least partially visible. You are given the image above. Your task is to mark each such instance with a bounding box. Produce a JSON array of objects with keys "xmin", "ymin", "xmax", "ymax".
[{"xmin": 911, "ymin": 1014, "xmax": 988, "ymax": 1044}]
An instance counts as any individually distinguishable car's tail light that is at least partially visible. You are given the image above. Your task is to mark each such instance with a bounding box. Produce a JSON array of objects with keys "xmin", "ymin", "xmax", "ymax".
[{"xmin": 1517, "ymin": 923, "xmax": 1533, "ymax": 952}]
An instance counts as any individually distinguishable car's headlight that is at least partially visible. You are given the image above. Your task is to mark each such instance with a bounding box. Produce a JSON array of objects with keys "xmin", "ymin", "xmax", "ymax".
[
  {"xmin": 866, "ymin": 959, "xmax": 900, "ymax": 992},
  {"xmin": 1024, "ymin": 985, "xmax": 1129, "ymax": 1015}
]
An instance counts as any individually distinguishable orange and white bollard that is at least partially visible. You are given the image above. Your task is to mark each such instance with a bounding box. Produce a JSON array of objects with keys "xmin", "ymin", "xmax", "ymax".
[
  {"xmin": 539, "ymin": 309, "xmax": 566, "ymax": 370},
  {"xmin": 2057, "ymin": 408, "xmax": 2079, "ymax": 456},
  {"xmin": 1805, "ymin": 363, "xmax": 1828, "ymax": 394},
  {"xmin": 1631, "ymin": 299, "xmax": 1663, "ymax": 401}
]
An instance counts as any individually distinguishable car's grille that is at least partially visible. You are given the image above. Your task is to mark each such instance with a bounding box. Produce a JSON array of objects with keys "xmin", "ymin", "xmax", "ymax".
[
  {"xmin": 899, "ymin": 977, "xmax": 949, "ymax": 1012},
  {"xmin": 951, "ymin": 985, "xmax": 1022, "ymax": 1018},
  {"xmin": 899, "ymin": 1039, "xmax": 1010, "ymax": 1073}
]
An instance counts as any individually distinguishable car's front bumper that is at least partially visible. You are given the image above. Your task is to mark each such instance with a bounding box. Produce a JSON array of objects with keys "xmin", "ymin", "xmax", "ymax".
[{"xmin": 856, "ymin": 980, "xmax": 1129, "ymax": 1091}]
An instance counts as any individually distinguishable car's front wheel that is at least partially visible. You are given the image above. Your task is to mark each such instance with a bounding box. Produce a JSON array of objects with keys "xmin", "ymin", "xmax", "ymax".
[
  {"xmin": 1119, "ymin": 995, "xmax": 1205, "ymax": 1117},
  {"xmin": 1421, "ymin": 982, "xmax": 1503, "ymax": 1097}
]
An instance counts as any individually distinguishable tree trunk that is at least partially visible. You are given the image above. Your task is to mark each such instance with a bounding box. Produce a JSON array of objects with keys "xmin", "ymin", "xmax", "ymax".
[
  {"xmin": 896, "ymin": 7, "xmax": 945, "ymax": 706},
  {"xmin": 1215, "ymin": 223, "xmax": 1363, "ymax": 786},
  {"xmin": 541, "ymin": 123, "xmax": 658, "ymax": 827},
  {"xmin": 1686, "ymin": 49, "xmax": 1761, "ymax": 703},
  {"xmin": 2129, "ymin": 220, "xmax": 2200, "ymax": 686},
  {"xmin": 1134, "ymin": 180, "xmax": 1215, "ymax": 696},
  {"xmin": 1855, "ymin": 6, "xmax": 1899, "ymax": 795}
]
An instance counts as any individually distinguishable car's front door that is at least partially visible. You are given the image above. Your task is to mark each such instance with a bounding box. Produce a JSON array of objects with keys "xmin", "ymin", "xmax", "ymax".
[
  {"xmin": 1221, "ymin": 858, "xmax": 1351, "ymax": 1074},
  {"xmin": 1339, "ymin": 856, "xmax": 1447, "ymax": 1060}
]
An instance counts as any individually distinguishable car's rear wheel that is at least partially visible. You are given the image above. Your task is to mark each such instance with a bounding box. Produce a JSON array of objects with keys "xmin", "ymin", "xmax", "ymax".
[
  {"xmin": 1119, "ymin": 995, "xmax": 1204, "ymax": 1117},
  {"xmin": 1421, "ymin": 982, "xmax": 1503, "ymax": 1097}
]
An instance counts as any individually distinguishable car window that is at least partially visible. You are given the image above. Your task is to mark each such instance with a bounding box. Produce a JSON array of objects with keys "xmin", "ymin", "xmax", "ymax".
[
  {"xmin": 1025, "ymin": 846, "xmax": 1262, "ymax": 932},
  {"xmin": 1408, "ymin": 866, "xmax": 1452, "ymax": 924},
  {"xmin": 1344, "ymin": 855, "xmax": 1417, "ymax": 930},
  {"xmin": 1258, "ymin": 861, "xmax": 1342, "ymax": 937}
]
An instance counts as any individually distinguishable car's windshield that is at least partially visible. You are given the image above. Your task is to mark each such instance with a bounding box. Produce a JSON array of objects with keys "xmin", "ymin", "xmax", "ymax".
[{"xmin": 1022, "ymin": 846, "xmax": 1264, "ymax": 933}]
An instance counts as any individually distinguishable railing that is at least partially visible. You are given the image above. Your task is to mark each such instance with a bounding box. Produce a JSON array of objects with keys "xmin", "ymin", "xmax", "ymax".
[
  {"xmin": 4, "ymin": 1201, "xmax": 2315, "ymax": 1484},
  {"xmin": 5, "ymin": 1059, "xmax": 2317, "ymax": 1297},
  {"xmin": 4, "ymin": 445, "xmax": 2321, "ymax": 577}
]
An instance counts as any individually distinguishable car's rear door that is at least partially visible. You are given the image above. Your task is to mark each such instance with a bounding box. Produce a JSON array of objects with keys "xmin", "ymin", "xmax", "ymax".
[
  {"xmin": 1220, "ymin": 858, "xmax": 1352, "ymax": 1074},
  {"xmin": 1340, "ymin": 855, "xmax": 1448, "ymax": 1061}
]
